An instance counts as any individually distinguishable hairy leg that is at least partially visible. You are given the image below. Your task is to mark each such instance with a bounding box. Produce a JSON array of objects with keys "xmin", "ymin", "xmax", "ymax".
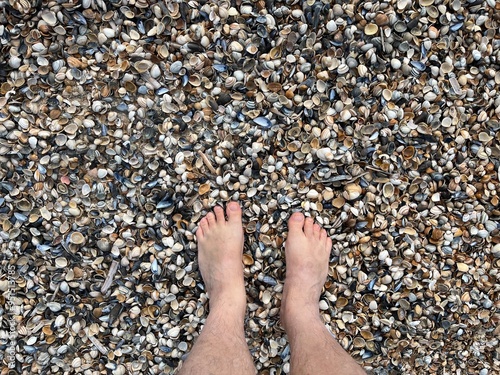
[
  {"xmin": 178, "ymin": 202, "xmax": 256, "ymax": 375},
  {"xmin": 281, "ymin": 213, "xmax": 366, "ymax": 375}
]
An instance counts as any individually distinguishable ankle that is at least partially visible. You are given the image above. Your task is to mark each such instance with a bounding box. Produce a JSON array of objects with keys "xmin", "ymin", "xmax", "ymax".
[
  {"xmin": 281, "ymin": 293, "xmax": 321, "ymax": 331},
  {"xmin": 281, "ymin": 307, "xmax": 322, "ymax": 333},
  {"xmin": 208, "ymin": 290, "xmax": 247, "ymax": 319},
  {"xmin": 282, "ymin": 283, "xmax": 321, "ymax": 311}
]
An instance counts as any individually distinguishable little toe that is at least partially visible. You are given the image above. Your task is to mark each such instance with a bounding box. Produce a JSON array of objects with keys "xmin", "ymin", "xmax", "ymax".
[
  {"xmin": 197, "ymin": 218, "xmax": 208, "ymax": 238},
  {"xmin": 226, "ymin": 201, "xmax": 242, "ymax": 224},
  {"xmin": 320, "ymin": 228, "xmax": 327, "ymax": 241},
  {"xmin": 325, "ymin": 237, "xmax": 332, "ymax": 252},
  {"xmin": 214, "ymin": 205, "xmax": 225, "ymax": 222},
  {"xmin": 304, "ymin": 217, "xmax": 314, "ymax": 236},
  {"xmin": 206, "ymin": 212, "xmax": 216, "ymax": 225},
  {"xmin": 196, "ymin": 226, "xmax": 204, "ymax": 240}
]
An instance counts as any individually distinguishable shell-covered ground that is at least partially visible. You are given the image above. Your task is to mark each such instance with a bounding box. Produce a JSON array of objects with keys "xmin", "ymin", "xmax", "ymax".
[{"xmin": 1, "ymin": 0, "xmax": 500, "ymax": 374}]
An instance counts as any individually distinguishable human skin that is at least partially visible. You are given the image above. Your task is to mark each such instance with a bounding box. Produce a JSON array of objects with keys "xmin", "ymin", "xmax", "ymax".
[{"xmin": 178, "ymin": 203, "xmax": 366, "ymax": 375}]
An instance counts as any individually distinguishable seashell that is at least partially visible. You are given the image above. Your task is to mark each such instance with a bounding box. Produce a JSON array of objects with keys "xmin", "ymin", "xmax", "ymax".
[
  {"xmin": 335, "ymin": 297, "xmax": 348, "ymax": 308},
  {"xmin": 143, "ymin": 306, "xmax": 160, "ymax": 318},
  {"xmin": 262, "ymin": 290, "xmax": 272, "ymax": 305},
  {"xmin": 41, "ymin": 10, "xmax": 58, "ymax": 26},
  {"xmin": 82, "ymin": 184, "xmax": 91, "ymax": 196},
  {"xmin": 246, "ymin": 44, "xmax": 258, "ymax": 55},
  {"xmin": 229, "ymin": 41, "xmax": 244, "ymax": 52},
  {"xmin": 198, "ymin": 182, "xmax": 210, "ymax": 195},
  {"xmin": 410, "ymin": 60, "xmax": 426, "ymax": 72},
  {"xmin": 190, "ymin": 74, "xmax": 201, "ymax": 86},
  {"xmin": 242, "ymin": 254, "xmax": 254, "ymax": 265},
  {"xmin": 269, "ymin": 46, "xmax": 282, "ymax": 59},
  {"xmin": 382, "ymin": 89, "xmax": 392, "ymax": 101},
  {"xmin": 316, "ymin": 148, "xmax": 334, "ymax": 162},
  {"xmin": 364, "ymin": 24, "xmax": 379, "ymax": 35},
  {"xmin": 394, "ymin": 21, "xmax": 407, "ymax": 32},
  {"xmin": 401, "ymin": 146, "xmax": 415, "ymax": 159},
  {"xmin": 353, "ymin": 337, "xmax": 366, "ymax": 348},
  {"xmin": 478, "ymin": 132, "xmax": 493, "ymax": 143},
  {"xmin": 67, "ymin": 56, "xmax": 82, "ymax": 68},
  {"xmin": 428, "ymin": 25, "xmax": 439, "ymax": 39},
  {"xmin": 55, "ymin": 257, "xmax": 68, "ymax": 268},
  {"xmin": 167, "ymin": 327, "xmax": 180, "ymax": 339},
  {"xmin": 319, "ymin": 300, "xmax": 329, "ymax": 310},
  {"xmin": 268, "ymin": 82, "xmax": 282, "ymax": 92},
  {"xmin": 69, "ymin": 232, "xmax": 85, "ymax": 244},
  {"xmin": 253, "ymin": 117, "xmax": 272, "ymax": 129},
  {"xmin": 332, "ymin": 197, "xmax": 345, "ymax": 208},
  {"xmin": 326, "ymin": 20, "xmax": 337, "ymax": 32},
  {"xmin": 16, "ymin": 198, "xmax": 33, "ymax": 211},
  {"xmin": 134, "ymin": 61, "xmax": 152, "ymax": 73},
  {"xmin": 337, "ymin": 64, "xmax": 349, "ymax": 75},
  {"xmin": 344, "ymin": 183, "xmax": 362, "ymax": 200},
  {"xmin": 382, "ymin": 183, "xmax": 395, "ymax": 198},
  {"xmin": 357, "ymin": 65, "xmax": 368, "ymax": 76},
  {"xmin": 360, "ymin": 330, "xmax": 374, "ymax": 340},
  {"xmin": 456, "ymin": 263, "xmax": 468, "ymax": 272},
  {"xmin": 375, "ymin": 13, "xmax": 389, "ymax": 26},
  {"xmin": 170, "ymin": 61, "xmax": 183, "ymax": 74},
  {"xmin": 449, "ymin": 77, "xmax": 462, "ymax": 94},
  {"xmin": 338, "ymin": 109, "xmax": 351, "ymax": 121},
  {"xmin": 150, "ymin": 64, "xmax": 161, "ymax": 78},
  {"xmin": 397, "ymin": 0, "xmax": 410, "ymax": 9},
  {"xmin": 450, "ymin": 22, "xmax": 463, "ymax": 32},
  {"xmin": 440, "ymin": 62, "xmax": 453, "ymax": 75},
  {"xmin": 97, "ymin": 169, "xmax": 107, "ymax": 178}
]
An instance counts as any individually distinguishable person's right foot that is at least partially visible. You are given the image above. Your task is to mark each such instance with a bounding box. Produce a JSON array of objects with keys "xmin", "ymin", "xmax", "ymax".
[
  {"xmin": 281, "ymin": 212, "xmax": 332, "ymax": 329},
  {"xmin": 195, "ymin": 202, "xmax": 246, "ymax": 318}
]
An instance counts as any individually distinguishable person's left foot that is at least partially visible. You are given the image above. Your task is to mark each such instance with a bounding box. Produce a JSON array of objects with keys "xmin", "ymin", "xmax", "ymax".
[{"xmin": 196, "ymin": 202, "xmax": 246, "ymax": 317}]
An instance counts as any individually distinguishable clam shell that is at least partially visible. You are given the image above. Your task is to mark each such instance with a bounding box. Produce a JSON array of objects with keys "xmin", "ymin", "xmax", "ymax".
[
  {"xmin": 55, "ymin": 257, "xmax": 68, "ymax": 268},
  {"xmin": 16, "ymin": 199, "xmax": 33, "ymax": 211},
  {"xmin": 41, "ymin": 10, "xmax": 58, "ymax": 26},
  {"xmin": 383, "ymin": 182, "xmax": 395, "ymax": 198},
  {"xmin": 478, "ymin": 132, "xmax": 493, "ymax": 142},
  {"xmin": 242, "ymin": 254, "xmax": 254, "ymax": 265},
  {"xmin": 364, "ymin": 24, "xmax": 379, "ymax": 35},
  {"xmin": 134, "ymin": 61, "xmax": 152, "ymax": 73},
  {"xmin": 344, "ymin": 183, "xmax": 362, "ymax": 200},
  {"xmin": 316, "ymin": 148, "xmax": 334, "ymax": 161},
  {"xmin": 69, "ymin": 232, "xmax": 85, "ymax": 244}
]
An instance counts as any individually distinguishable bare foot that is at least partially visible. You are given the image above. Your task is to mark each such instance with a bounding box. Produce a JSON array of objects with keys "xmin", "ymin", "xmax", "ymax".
[
  {"xmin": 281, "ymin": 212, "xmax": 332, "ymax": 328},
  {"xmin": 196, "ymin": 202, "xmax": 246, "ymax": 317}
]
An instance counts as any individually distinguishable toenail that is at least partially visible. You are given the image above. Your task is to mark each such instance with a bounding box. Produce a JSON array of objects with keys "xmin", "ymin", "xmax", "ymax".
[
  {"xmin": 292, "ymin": 213, "xmax": 302, "ymax": 220},
  {"xmin": 229, "ymin": 202, "xmax": 238, "ymax": 210}
]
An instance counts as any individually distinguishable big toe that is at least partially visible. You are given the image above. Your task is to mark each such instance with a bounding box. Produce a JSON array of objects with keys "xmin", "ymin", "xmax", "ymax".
[
  {"xmin": 288, "ymin": 212, "xmax": 305, "ymax": 233},
  {"xmin": 226, "ymin": 201, "xmax": 242, "ymax": 224}
]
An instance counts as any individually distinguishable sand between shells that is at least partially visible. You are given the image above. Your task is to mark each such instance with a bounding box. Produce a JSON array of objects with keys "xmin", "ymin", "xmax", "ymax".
[{"xmin": 1, "ymin": 0, "xmax": 500, "ymax": 374}]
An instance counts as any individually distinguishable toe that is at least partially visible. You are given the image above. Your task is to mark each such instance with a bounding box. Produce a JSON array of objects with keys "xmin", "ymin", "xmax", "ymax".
[
  {"xmin": 320, "ymin": 228, "xmax": 327, "ymax": 241},
  {"xmin": 206, "ymin": 212, "xmax": 216, "ymax": 225},
  {"xmin": 288, "ymin": 212, "xmax": 305, "ymax": 233},
  {"xmin": 196, "ymin": 226, "xmax": 204, "ymax": 240},
  {"xmin": 226, "ymin": 201, "xmax": 242, "ymax": 224},
  {"xmin": 325, "ymin": 237, "xmax": 332, "ymax": 252},
  {"xmin": 304, "ymin": 217, "xmax": 314, "ymax": 236},
  {"xmin": 197, "ymin": 218, "xmax": 208, "ymax": 239},
  {"xmin": 214, "ymin": 205, "xmax": 225, "ymax": 222},
  {"xmin": 313, "ymin": 223, "xmax": 321, "ymax": 237}
]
